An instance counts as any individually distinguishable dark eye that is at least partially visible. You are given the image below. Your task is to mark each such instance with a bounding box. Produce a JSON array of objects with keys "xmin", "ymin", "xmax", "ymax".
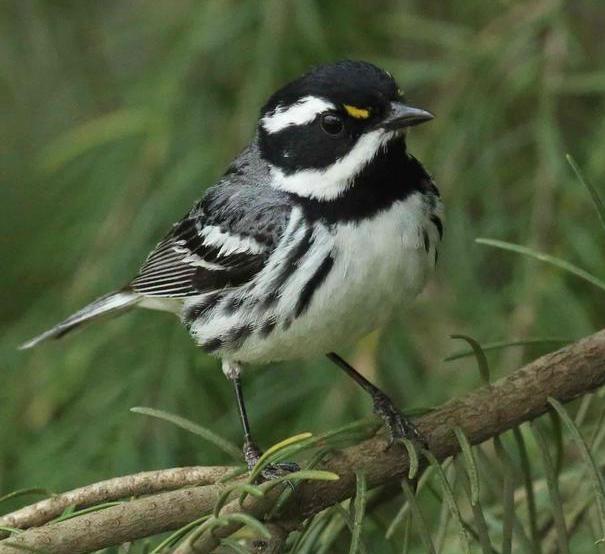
[{"xmin": 320, "ymin": 113, "xmax": 344, "ymax": 136}]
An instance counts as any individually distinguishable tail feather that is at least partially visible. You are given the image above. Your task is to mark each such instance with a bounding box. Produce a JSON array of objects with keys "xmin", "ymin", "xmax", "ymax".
[{"xmin": 20, "ymin": 290, "xmax": 140, "ymax": 350}]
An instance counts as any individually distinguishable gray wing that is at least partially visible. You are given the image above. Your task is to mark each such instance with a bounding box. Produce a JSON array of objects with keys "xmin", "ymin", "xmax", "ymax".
[{"xmin": 130, "ymin": 181, "xmax": 292, "ymax": 298}]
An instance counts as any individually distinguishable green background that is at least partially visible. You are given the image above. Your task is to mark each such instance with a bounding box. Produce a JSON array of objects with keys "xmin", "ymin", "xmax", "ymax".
[{"xmin": 2, "ymin": 1, "xmax": 605, "ymax": 551}]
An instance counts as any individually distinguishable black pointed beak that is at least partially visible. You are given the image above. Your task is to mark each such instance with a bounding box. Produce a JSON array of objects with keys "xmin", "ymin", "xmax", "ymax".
[{"xmin": 381, "ymin": 101, "xmax": 434, "ymax": 130}]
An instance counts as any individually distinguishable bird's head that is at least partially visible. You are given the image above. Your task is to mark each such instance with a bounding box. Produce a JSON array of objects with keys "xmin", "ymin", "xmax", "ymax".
[{"xmin": 257, "ymin": 60, "xmax": 433, "ymax": 201}]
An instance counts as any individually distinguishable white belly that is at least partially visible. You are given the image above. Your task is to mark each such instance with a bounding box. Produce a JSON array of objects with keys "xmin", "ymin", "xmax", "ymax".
[{"xmin": 213, "ymin": 193, "xmax": 438, "ymax": 364}]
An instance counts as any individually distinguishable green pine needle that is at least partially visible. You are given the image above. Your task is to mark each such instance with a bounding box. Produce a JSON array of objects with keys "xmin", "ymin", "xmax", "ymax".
[
  {"xmin": 566, "ymin": 154, "xmax": 605, "ymax": 234},
  {"xmin": 548, "ymin": 397, "xmax": 605, "ymax": 543},
  {"xmin": 423, "ymin": 452, "xmax": 472, "ymax": 554},
  {"xmin": 349, "ymin": 471, "xmax": 368, "ymax": 554},
  {"xmin": 402, "ymin": 480, "xmax": 437, "ymax": 554},
  {"xmin": 130, "ymin": 406, "xmax": 241, "ymax": 460},
  {"xmin": 454, "ymin": 427, "xmax": 480, "ymax": 505},
  {"xmin": 449, "ymin": 335, "xmax": 491, "ymax": 383},
  {"xmin": 476, "ymin": 238, "xmax": 605, "ymax": 293},
  {"xmin": 531, "ymin": 421, "xmax": 571, "ymax": 554},
  {"xmin": 445, "ymin": 338, "xmax": 573, "ymax": 362}
]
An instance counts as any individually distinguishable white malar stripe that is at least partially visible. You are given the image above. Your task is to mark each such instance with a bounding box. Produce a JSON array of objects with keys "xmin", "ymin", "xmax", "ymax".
[
  {"xmin": 199, "ymin": 226, "xmax": 266, "ymax": 257},
  {"xmin": 262, "ymin": 96, "xmax": 335, "ymax": 134},
  {"xmin": 268, "ymin": 129, "xmax": 392, "ymax": 201}
]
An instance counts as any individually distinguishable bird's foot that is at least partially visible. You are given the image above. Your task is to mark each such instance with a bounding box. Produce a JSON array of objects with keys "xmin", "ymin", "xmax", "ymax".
[
  {"xmin": 243, "ymin": 439, "xmax": 300, "ymax": 481},
  {"xmin": 372, "ymin": 391, "xmax": 428, "ymax": 449}
]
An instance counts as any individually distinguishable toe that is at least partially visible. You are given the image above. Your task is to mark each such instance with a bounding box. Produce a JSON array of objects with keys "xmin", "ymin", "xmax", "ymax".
[
  {"xmin": 276, "ymin": 461, "xmax": 301, "ymax": 473},
  {"xmin": 259, "ymin": 461, "xmax": 300, "ymax": 481},
  {"xmin": 386, "ymin": 414, "xmax": 428, "ymax": 450}
]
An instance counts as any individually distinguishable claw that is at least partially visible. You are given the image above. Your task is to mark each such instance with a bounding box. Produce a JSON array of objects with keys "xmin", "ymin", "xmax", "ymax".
[
  {"xmin": 243, "ymin": 439, "xmax": 300, "ymax": 482},
  {"xmin": 258, "ymin": 461, "xmax": 301, "ymax": 482},
  {"xmin": 372, "ymin": 392, "xmax": 428, "ymax": 449}
]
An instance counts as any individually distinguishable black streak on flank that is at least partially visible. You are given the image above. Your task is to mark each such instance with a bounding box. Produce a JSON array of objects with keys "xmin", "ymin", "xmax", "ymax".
[
  {"xmin": 430, "ymin": 215, "xmax": 443, "ymax": 239},
  {"xmin": 228, "ymin": 324, "xmax": 253, "ymax": 348},
  {"xmin": 269, "ymin": 226, "xmax": 314, "ymax": 295},
  {"xmin": 184, "ymin": 292, "xmax": 223, "ymax": 327},
  {"xmin": 223, "ymin": 295, "xmax": 245, "ymax": 314},
  {"xmin": 422, "ymin": 229, "xmax": 430, "ymax": 253},
  {"xmin": 294, "ymin": 254, "xmax": 334, "ymax": 317},
  {"xmin": 282, "ymin": 316, "xmax": 293, "ymax": 331},
  {"xmin": 259, "ymin": 290, "xmax": 279, "ymax": 309},
  {"xmin": 259, "ymin": 318, "xmax": 277, "ymax": 338},
  {"xmin": 201, "ymin": 337, "xmax": 223, "ymax": 353}
]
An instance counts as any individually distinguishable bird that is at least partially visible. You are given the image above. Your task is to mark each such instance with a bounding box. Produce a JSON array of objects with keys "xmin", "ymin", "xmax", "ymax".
[{"xmin": 21, "ymin": 60, "xmax": 442, "ymax": 477}]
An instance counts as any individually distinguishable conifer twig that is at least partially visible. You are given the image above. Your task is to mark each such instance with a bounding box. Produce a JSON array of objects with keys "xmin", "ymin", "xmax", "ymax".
[{"xmin": 1, "ymin": 329, "xmax": 604, "ymax": 554}]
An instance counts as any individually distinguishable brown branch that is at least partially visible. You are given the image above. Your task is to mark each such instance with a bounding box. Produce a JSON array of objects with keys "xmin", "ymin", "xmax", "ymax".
[
  {"xmin": 0, "ymin": 484, "xmax": 237, "ymax": 553},
  {"xmin": 1, "ymin": 329, "xmax": 604, "ymax": 554},
  {"xmin": 0, "ymin": 466, "xmax": 234, "ymax": 533},
  {"xmin": 171, "ymin": 484, "xmax": 303, "ymax": 554},
  {"xmin": 252, "ymin": 522, "xmax": 292, "ymax": 554}
]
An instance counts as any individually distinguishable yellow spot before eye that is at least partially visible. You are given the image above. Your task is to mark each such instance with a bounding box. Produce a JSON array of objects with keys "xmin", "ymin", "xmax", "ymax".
[{"xmin": 343, "ymin": 105, "xmax": 370, "ymax": 119}]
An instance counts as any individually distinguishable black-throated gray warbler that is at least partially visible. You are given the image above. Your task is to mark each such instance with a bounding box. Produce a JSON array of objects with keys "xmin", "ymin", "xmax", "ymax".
[{"xmin": 22, "ymin": 60, "xmax": 442, "ymax": 475}]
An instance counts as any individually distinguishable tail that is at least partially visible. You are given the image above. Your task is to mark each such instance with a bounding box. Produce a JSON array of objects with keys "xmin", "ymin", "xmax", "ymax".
[{"xmin": 19, "ymin": 289, "xmax": 140, "ymax": 350}]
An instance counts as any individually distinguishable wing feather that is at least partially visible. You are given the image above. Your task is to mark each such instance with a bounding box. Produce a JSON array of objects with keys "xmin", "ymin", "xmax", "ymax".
[{"xmin": 129, "ymin": 183, "xmax": 291, "ymax": 298}]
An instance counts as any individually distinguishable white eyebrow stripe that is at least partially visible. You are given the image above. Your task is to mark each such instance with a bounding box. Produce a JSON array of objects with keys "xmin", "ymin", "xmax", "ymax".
[{"xmin": 261, "ymin": 96, "xmax": 335, "ymax": 134}]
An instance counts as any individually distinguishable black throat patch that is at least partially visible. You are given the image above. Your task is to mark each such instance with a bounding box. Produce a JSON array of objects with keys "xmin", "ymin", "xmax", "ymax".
[{"xmin": 290, "ymin": 137, "xmax": 435, "ymax": 224}]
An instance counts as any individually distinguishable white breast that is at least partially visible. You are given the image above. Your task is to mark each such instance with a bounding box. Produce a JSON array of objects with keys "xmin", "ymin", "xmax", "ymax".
[{"xmin": 228, "ymin": 192, "xmax": 439, "ymax": 363}]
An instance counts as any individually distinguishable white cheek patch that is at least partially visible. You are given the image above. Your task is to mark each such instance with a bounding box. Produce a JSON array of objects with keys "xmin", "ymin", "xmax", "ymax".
[
  {"xmin": 262, "ymin": 96, "xmax": 335, "ymax": 134},
  {"xmin": 268, "ymin": 129, "xmax": 392, "ymax": 201}
]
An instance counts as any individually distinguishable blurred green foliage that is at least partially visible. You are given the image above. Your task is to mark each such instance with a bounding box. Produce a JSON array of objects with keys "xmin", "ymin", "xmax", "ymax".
[{"xmin": 2, "ymin": 0, "xmax": 605, "ymax": 551}]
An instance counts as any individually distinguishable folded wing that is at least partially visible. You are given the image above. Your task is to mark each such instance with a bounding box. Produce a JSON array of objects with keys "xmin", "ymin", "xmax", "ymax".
[{"xmin": 130, "ymin": 183, "xmax": 292, "ymax": 298}]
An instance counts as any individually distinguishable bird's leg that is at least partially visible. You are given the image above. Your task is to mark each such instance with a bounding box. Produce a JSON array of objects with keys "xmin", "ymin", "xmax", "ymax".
[
  {"xmin": 229, "ymin": 367, "xmax": 260, "ymax": 469},
  {"xmin": 224, "ymin": 360, "xmax": 299, "ymax": 480},
  {"xmin": 326, "ymin": 352, "xmax": 427, "ymax": 447}
]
